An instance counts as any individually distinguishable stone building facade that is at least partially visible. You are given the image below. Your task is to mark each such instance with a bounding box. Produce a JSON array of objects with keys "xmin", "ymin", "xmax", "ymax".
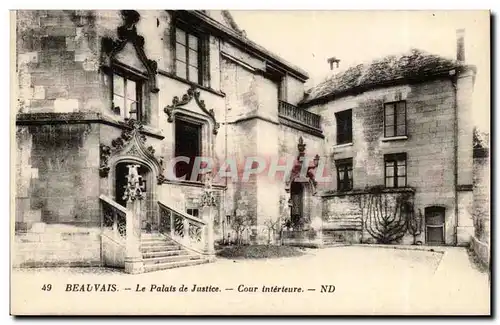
[
  {"xmin": 301, "ymin": 44, "xmax": 477, "ymax": 246},
  {"xmin": 14, "ymin": 10, "xmax": 482, "ymax": 269},
  {"xmin": 14, "ymin": 10, "xmax": 317, "ymax": 268}
]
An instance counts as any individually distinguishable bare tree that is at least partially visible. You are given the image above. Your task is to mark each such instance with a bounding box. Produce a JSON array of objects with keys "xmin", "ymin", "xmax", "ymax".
[
  {"xmin": 263, "ymin": 217, "xmax": 281, "ymax": 245},
  {"xmin": 407, "ymin": 206, "xmax": 423, "ymax": 245},
  {"xmin": 358, "ymin": 188, "xmax": 411, "ymax": 244},
  {"xmin": 232, "ymin": 212, "xmax": 252, "ymax": 245}
]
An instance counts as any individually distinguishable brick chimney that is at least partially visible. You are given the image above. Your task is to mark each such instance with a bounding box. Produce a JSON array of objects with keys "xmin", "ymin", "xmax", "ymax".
[
  {"xmin": 456, "ymin": 29, "xmax": 465, "ymax": 63},
  {"xmin": 327, "ymin": 57, "xmax": 341, "ymax": 71}
]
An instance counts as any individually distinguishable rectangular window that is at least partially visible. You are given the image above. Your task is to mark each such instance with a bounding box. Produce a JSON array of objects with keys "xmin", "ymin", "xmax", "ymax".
[
  {"xmin": 111, "ymin": 72, "xmax": 143, "ymax": 121},
  {"xmin": 384, "ymin": 101, "xmax": 406, "ymax": 137},
  {"xmin": 187, "ymin": 208, "xmax": 199, "ymax": 218},
  {"xmin": 384, "ymin": 153, "xmax": 407, "ymax": 188},
  {"xmin": 175, "ymin": 118, "xmax": 202, "ymax": 181},
  {"xmin": 335, "ymin": 109, "xmax": 353, "ymax": 145},
  {"xmin": 175, "ymin": 27, "xmax": 202, "ymax": 84},
  {"xmin": 336, "ymin": 158, "xmax": 353, "ymax": 192}
]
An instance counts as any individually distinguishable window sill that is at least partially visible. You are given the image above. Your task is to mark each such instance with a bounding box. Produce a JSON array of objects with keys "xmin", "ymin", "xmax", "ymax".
[
  {"xmin": 381, "ymin": 135, "xmax": 408, "ymax": 142},
  {"xmin": 163, "ymin": 178, "xmax": 227, "ymax": 190},
  {"xmin": 320, "ymin": 186, "xmax": 415, "ymax": 197},
  {"xmin": 333, "ymin": 142, "xmax": 353, "ymax": 149},
  {"xmin": 158, "ymin": 69, "xmax": 226, "ymax": 97},
  {"xmin": 16, "ymin": 112, "xmax": 165, "ymax": 140},
  {"xmin": 101, "ymin": 112, "xmax": 165, "ymax": 139}
]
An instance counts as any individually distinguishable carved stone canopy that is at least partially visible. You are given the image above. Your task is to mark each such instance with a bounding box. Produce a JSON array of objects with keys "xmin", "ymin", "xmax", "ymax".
[
  {"xmin": 164, "ymin": 85, "xmax": 220, "ymax": 135},
  {"xmin": 101, "ymin": 10, "xmax": 159, "ymax": 93},
  {"xmin": 99, "ymin": 119, "xmax": 166, "ymax": 184},
  {"xmin": 285, "ymin": 136, "xmax": 320, "ymax": 195}
]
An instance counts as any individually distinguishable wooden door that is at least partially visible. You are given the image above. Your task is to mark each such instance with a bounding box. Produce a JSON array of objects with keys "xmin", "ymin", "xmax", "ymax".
[{"xmin": 425, "ymin": 207, "xmax": 445, "ymax": 245}]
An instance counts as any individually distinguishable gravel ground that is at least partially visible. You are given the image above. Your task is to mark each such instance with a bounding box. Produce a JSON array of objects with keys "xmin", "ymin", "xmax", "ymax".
[{"xmin": 11, "ymin": 246, "xmax": 490, "ymax": 315}]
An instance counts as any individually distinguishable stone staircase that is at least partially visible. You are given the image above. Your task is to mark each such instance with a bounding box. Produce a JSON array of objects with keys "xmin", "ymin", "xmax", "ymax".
[{"xmin": 141, "ymin": 233, "xmax": 211, "ymax": 273}]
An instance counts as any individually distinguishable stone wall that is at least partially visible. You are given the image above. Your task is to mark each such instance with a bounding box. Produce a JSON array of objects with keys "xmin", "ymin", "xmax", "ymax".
[
  {"xmin": 472, "ymin": 153, "xmax": 490, "ymax": 243},
  {"xmin": 322, "ymin": 190, "xmax": 420, "ymax": 245},
  {"xmin": 16, "ymin": 123, "xmax": 101, "ymax": 229},
  {"xmin": 15, "ymin": 123, "xmax": 101, "ymax": 266},
  {"xmin": 16, "ymin": 10, "xmax": 102, "ymax": 114},
  {"xmin": 285, "ymin": 75, "xmax": 307, "ymax": 106},
  {"xmin": 13, "ymin": 224, "xmax": 101, "ymax": 267},
  {"xmin": 309, "ymin": 75, "xmax": 474, "ymax": 245},
  {"xmin": 471, "ymin": 149, "xmax": 490, "ymax": 266},
  {"xmin": 220, "ymin": 55, "xmax": 279, "ymax": 243}
]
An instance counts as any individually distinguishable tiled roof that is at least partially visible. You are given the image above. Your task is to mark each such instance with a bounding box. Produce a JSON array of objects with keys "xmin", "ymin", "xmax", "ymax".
[{"xmin": 301, "ymin": 48, "xmax": 472, "ymax": 106}]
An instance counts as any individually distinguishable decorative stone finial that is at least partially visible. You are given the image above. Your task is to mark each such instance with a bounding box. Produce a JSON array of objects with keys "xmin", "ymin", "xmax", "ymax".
[{"xmin": 123, "ymin": 164, "xmax": 145, "ymax": 202}]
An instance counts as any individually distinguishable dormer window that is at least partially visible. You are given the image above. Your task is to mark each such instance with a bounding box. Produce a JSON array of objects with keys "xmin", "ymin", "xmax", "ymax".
[
  {"xmin": 101, "ymin": 10, "xmax": 159, "ymax": 125},
  {"xmin": 111, "ymin": 69, "xmax": 145, "ymax": 121},
  {"xmin": 174, "ymin": 26, "xmax": 208, "ymax": 85}
]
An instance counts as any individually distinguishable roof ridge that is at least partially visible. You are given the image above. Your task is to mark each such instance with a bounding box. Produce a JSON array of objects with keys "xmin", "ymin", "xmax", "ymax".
[
  {"xmin": 301, "ymin": 48, "xmax": 468, "ymax": 105},
  {"xmin": 220, "ymin": 10, "xmax": 245, "ymax": 36}
]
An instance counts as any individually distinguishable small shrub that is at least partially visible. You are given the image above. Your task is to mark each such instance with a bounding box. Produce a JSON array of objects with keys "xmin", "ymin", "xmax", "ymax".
[{"xmin": 216, "ymin": 245, "xmax": 305, "ymax": 259}]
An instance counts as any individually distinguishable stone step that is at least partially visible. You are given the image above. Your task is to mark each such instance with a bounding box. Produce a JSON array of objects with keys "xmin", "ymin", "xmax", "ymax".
[
  {"xmin": 140, "ymin": 244, "xmax": 182, "ymax": 252},
  {"xmin": 324, "ymin": 228, "xmax": 362, "ymax": 232},
  {"xmin": 142, "ymin": 250, "xmax": 189, "ymax": 259},
  {"xmin": 141, "ymin": 239, "xmax": 177, "ymax": 245},
  {"xmin": 141, "ymin": 235, "xmax": 168, "ymax": 240},
  {"xmin": 323, "ymin": 242, "xmax": 350, "ymax": 247},
  {"xmin": 327, "ymin": 220, "xmax": 362, "ymax": 224},
  {"xmin": 141, "ymin": 233, "xmax": 167, "ymax": 239},
  {"xmin": 142, "ymin": 254, "xmax": 201, "ymax": 265},
  {"xmin": 143, "ymin": 258, "xmax": 210, "ymax": 273}
]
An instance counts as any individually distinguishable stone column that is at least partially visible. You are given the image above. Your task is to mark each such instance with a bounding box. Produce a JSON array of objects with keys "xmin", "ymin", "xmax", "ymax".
[
  {"xmin": 123, "ymin": 164, "xmax": 145, "ymax": 274},
  {"xmin": 201, "ymin": 206, "xmax": 215, "ymax": 256},
  {"xmin": 200, "ymin": 172, "xmax": 216, "ymax": 261},
  {"xmin": 310, "ymin": 193, "xmax": 324, "ymax": 248}
]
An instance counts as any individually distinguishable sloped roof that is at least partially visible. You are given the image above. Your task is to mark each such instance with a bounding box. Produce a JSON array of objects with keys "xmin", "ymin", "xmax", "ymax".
[
  {"xmin": 220, "ymin": 10, "xmax": 246, "ymax": 36},
  {"xmin": 190, "ymin": 10, "xmax": 309, "ymax": 80},
  {"xmin": 201, "ymin": 10, "xmax": 246, "ymax": 36},
  {"xmin": 301, "ymin": 48, "xmax": 474, "ymax": 106}
]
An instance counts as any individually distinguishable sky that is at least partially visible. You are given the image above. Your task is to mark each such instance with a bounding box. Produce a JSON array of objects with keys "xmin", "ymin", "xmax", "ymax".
[{"xmin": 230, "ymin": 10, "xmax": 490, "ymax": 131}]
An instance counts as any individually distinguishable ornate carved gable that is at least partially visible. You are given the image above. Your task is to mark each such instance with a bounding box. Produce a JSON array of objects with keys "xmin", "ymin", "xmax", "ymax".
[
  {"xmin": 101, "ymin": 10, "xmax": 159, "ymax": 93},
  {"xmin": 100, "ymin": 119, "xmax": 166, "ymax": 184},
  {"xmin": 285, "ymin": 136, "xmax": 320, "ymax": 195},
  {"xmin": 164, "ymin": 85, "xmax": 220, "ymax": 135}
]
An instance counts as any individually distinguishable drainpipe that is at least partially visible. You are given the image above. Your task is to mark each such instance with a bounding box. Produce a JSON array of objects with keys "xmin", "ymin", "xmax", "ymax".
[
  {"xmin": 222, "ymin": 45, "xmax": 229, "ymax": 242},
  {"xmin": 452, "ymin": 72, "xmax": 459, "ymax": 246},
  {"xmin": 452, "ymin": 29, "xmax": 465, "ymax": 246}
]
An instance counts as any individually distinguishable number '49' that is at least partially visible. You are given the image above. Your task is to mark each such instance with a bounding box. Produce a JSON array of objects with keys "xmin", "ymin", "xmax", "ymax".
[{"xmin": 42, "ymin": 284, "xmax": 52, "ymax": 291}]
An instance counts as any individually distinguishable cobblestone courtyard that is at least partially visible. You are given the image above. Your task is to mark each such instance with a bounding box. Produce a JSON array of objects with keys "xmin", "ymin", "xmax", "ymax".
[{"xmin": 11, "ymin": 246, "xmax": 490, "ymax": 315}]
